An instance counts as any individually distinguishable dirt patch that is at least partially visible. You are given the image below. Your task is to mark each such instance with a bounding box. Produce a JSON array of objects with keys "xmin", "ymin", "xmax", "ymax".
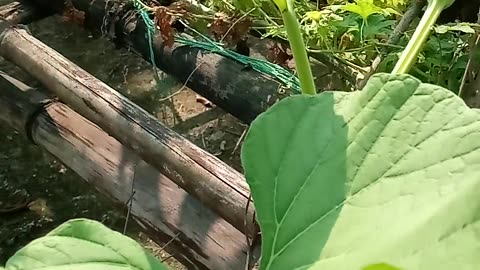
[{"xmin": 0, "ymin": 14, "xmax": 246, "ymax": 268}]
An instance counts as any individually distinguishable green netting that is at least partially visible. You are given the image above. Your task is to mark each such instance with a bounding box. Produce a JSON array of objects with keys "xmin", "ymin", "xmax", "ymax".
[{"xmin": 131, "ymin": 0, "xmax": 301, "ymax": 94}]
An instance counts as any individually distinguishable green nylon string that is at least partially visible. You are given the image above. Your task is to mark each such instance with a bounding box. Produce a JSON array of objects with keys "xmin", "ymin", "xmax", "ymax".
[
  {"xmin": 132, "ymin": 0, "xmax": 162, "ymax": 84},
  {"xmin": 131, "ymin": 0, "xmax": 301, "ymax": 94}
]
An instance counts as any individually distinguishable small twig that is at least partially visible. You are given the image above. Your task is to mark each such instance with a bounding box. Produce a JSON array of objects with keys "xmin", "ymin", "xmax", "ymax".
[
  {"xmin": 160, "ymin": 231, "xmax": 181, "ymax": 252},
  {"xmin": 159, "ymin": 87, "xmax": 185, "ymax": 102},
  {"xmin": 307, "ymin": 44, "xmax": 375, "ymax": 54},
  {"xmin": 122, "ymin": 66, "xmax": 129, "ymax": 84},
  {"xmin": 123, "ymin": 189, "xmax": 136, "ymax": 234},
  {"xmin": 458, "ymin": 8, "xmax": 480, "ymax": 98},
  {"xmin": 123, "ymin": 167, "xmax": 138, "ymax": 234},
  {"xmin": 232, "ymin": 126, "xmax": 248, "ymax": 155},
  {"xmin": 358, "ymin": 0, "xmax": 427, "ymax": 89},
  {"xmin": 161, "ymin": 254, "xmax": 175, "ymax": 263},
  {"xmin": 221, "ymin": 8, "xmax": 256, "ymax": 42},
  {"xmin": 156, "ymin": 230, "xmax": 180, "ymax": 262},
  {"xmin": 244, "ymin": 193, "xmax": 257, "ymax": 270},
  {"xmin": 0, "ymin": 191, "xmax": 31, "ymax": 215},
  {"xmin": 201, "ymin": 132, "xmax": 207, "ymax": 149},
  {"xmin": 225, "ymin": 129, "xmax": 243, "ymax": 136}
]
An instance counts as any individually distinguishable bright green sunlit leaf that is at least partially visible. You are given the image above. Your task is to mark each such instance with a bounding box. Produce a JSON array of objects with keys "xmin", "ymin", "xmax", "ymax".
[
  {"xmin": 4, "ymin": 219, "xmax": 167, "ymax": 270},
  {"xmin": 242, "ymin": 73, "xmax": 480, "ymax": 270}
]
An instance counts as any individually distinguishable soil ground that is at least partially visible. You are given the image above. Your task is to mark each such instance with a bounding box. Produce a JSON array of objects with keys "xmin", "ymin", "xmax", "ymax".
[{"xmin": 0, "ymin": 15, "xmax": 247, "ymax": 268}]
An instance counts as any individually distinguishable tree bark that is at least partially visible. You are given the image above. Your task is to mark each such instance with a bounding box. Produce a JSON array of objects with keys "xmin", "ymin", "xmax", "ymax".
[
  {"xmin": 0, "ymin": 70, "xmax": 260, "ymax": 269},
  {"xmin": 0, "ymin": 25, "xmax": 257, "ymax": 237}
]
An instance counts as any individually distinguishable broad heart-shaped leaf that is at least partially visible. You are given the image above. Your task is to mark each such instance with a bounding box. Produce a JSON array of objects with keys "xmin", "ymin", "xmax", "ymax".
[
  {"xmin": 5, "ymin": 219, "xmax": 167, "ymax": 270},
  {"xmin": 241, "ymin": 73, "xmax": 480, "ymax": 270}
]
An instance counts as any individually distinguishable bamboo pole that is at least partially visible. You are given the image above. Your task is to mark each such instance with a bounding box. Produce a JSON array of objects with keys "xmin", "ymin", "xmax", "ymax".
[
  {"xmin": 0, "ymin": 70, "xmax": 260, "ymax": 269},
  {"xmin": 0, "ymin": 25, "xmax": 257, "ymax": 237}
]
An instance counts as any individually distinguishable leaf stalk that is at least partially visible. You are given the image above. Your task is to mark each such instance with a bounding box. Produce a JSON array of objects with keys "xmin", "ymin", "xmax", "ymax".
[
  {"xmin": 281, "ymin": 0, "xmax": 316, "ymax": 95},
  {"xmin": 392, "ymin": 0, "xmax": 450, "ymax": 74}
]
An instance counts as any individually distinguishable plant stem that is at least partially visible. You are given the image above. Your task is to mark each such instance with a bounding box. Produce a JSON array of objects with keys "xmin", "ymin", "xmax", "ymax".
[
  {"xmin": 282, "ymin": 0, "xmax": 316, "ymax": 95},
  {"xmin": 392, "ymin": 1, "xmax": 444, "ymax": 74},
  {"xmin": 360, "ymin": 19, "xmax": 365, "ymax": 44}
]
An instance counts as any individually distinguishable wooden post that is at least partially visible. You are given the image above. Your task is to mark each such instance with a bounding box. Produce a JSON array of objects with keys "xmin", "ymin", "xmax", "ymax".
[
  {"xmin": 0, "ymin": 70, "xmax": 260, "ymax": 269},
  {"xmin": 0, "ymin": 25, "xmax": 257, "ymax": 237}
]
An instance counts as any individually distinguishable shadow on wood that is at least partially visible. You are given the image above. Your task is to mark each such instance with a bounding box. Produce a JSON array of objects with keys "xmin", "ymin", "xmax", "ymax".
[
  {"xmin": 0, "ymin": 25, "xmax": 257, "ymax": 238},
  {"xmin": 0, "ymin": 70, "xmax": 260, "ymax": 269}
]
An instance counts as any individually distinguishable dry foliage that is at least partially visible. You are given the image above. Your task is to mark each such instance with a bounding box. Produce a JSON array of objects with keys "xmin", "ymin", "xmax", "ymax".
[
  {"xmin": 60, "ymin": 0, "xmax": 85, "ymax": 26},
  {"xmin": 209, "ymin": 13, "xmax": 252, "ymax": 48},
  {"xmin": 267, "ymin": 42, "xmax": 295, "ymax": 69}
]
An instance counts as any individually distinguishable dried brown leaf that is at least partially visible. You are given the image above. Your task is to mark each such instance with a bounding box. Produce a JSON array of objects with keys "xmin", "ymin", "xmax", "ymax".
[
  {"xmin": 60, "ymin": 0, "xmax": 85, "ymax": 26},
  {"xmin": 210, "ymin": 13, "xmax": 252, "ymax": 48},
  {"xmin": 154, "ymin": 6, "xmax": 175, "ymax": 48},
  {"xmin": 267, "ymin": 42, "xmax": 293, "ymax": 69}
]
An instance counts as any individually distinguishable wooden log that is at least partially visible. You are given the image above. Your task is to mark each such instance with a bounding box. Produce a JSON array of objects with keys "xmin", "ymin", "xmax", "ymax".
[
  {"xmin": 0, "ymin": 70, "xmax": 259, "ymax": 269},
  {"xmin": 0, "ymin": 0, "xmax": 47, "ymax": 25},
  {"xmin": 0, "ymin": 25, "xmax": 257, "ymax": 237},
  {"xmin": 23, "ymin": 0, "xmax": 290, "ymax": 123},
  {"xmin": 10, "ymin": 0, "xmax": 354, "ymax": 123}
]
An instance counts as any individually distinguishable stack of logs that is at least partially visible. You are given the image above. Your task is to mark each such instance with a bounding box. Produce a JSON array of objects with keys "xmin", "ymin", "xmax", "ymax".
[{"xmin": 0, "ymin": 1, "xmax": 269, "ymax": 269}]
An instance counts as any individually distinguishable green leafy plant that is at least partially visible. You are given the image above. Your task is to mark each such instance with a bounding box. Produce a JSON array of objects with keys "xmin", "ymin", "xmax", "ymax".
[
  {"xmin": 241, "ymin": 0, "xmax": 480, "ymax": 269},
  {"xmin": 340, "ymin": 0, "xmax": 397, "ymax": 44},
  {"xmin": 2, "ymin": 219, "xmax": 167, "ymax": 270},
  {"xmin": 202, "ymin": 0, "xmax": 473, "ymax": 93}
]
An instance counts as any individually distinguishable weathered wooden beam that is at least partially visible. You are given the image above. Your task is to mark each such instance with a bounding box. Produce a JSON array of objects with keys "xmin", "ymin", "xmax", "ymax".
[
  {"xmin": 0, "ymin": 25, "xmax": 257, "ymax": 237},
  {"xmin": 0, "ymin": 70, "xmax": 259, "ymax": 269},
  {"xmin": 0, "ymin": 0, "xmax": 48, "ymax": 25}
]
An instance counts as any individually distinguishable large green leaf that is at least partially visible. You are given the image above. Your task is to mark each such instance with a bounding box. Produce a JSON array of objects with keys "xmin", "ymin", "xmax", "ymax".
[
  {"xmin": 4, "ymin": 219, "xmax": 167, "ymax": 270},
  {"xmin": 242, "ymin": 73, "xmax": 480, "ymax": 270}
]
